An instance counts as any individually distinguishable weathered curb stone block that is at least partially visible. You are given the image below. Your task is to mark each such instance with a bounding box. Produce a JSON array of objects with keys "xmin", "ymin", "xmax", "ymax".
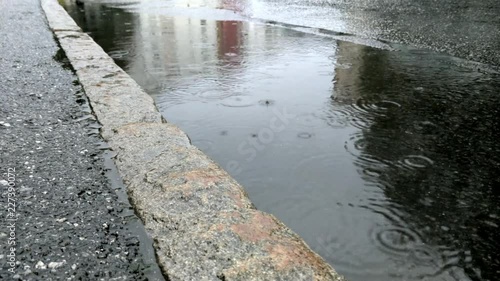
[
  {"xmin": 41, "ymin": 0, "xmax": 346, "ymax": 280},
  {"xmin": 109, "ymin": 123, "xmax": 345, "ymax": 281}
]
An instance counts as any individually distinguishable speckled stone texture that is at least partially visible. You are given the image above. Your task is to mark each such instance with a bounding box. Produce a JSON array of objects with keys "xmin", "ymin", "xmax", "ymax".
[
  {"xmin": 41, "ymin": 0, "xmax": 347, "ymax": 279},
  {"xmin": 109, "ymin": 123, "xmax": 345, "ymax": 281}
]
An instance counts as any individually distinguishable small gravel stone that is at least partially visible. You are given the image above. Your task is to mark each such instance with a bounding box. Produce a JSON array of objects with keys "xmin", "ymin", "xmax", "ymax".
[
  {"xmin": 35, "ymin": 261, "xmax": 46, "ymax": 270},
  {"xmin": 48, "ymin": 261, "xmax": 66, "ymax": 269}
]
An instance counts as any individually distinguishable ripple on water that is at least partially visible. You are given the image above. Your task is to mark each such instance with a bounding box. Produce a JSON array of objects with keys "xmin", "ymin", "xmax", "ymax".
[
  {"xmin": 361, "ymin": 167, "xmax": 384, "ymax": 178},
  {"xmin": 108, "ymin": 49, "xmax": 129, "ymax": 59},
  {"xmin": 401, "ymin": 154, "xmax": 434, "ymax": 169},
  {"xmin": 155, "ymin": 89, "xmax": 193, "ymax": 108},
  {"xmin": 370, "ymin": 225, "xmax": 422, "ymax": 255},
  {"xmin": 314, "ymin": 209, "xmax": 407, "ymax": 279},
  {"xmin": 413, "ymin": 120, "xmax": 439, "ymax": 134},
  {"xmin": 316, "ymin": 238, "xmax": 388, "ymax": 278},
  {"xmin": 336, "ymin": 107, "xmax": 373, "ymax": 130},
  {"xmin": 196, "ymin": 88, "xmax": 235, "ymax": 101},
  {"xmin": 316, "ymin": 198, "xmax": 457, "ymax": 279},
  {"xmin": 355, "ymin": 99, "xmax": 401, "ymax": 113},
  {"xmin": 409, "ymin": 244, "xmax": 444, "ymax": 267},
  {"xmin": 342, "ymin": 98, "xmax": 402, "ymax": 129},
  {"xmin": 345, "ymin": 133, "xmax": 389, "ymax": 168},
  {"xmin": 345, "ymin": 133, "xmax": 367, "ymax": 154},
  {"xmin": 219, "ymin": 96, "xmax": 255, "ymax": 108},
  {"xmin": 297, "ymin": 132, "xmax": 313, "ymax": 139},
  {"xmin": 322, "ymin": 109, "xmax": 351, "ymax": 128},
  {"xmin": 374, "ymin": 100, "xmax": 402, "ymax": 110}
]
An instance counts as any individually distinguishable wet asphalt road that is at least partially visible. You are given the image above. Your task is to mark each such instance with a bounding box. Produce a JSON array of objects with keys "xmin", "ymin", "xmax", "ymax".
[
  {"xmin": 329, "ymin": 0, "xmax": 500, "ymax": 67},
  {"xmin": 251, "ymin": 0, "xmax": 500, "ymax": 67},
  {"xmin": 0, "ymin": 0, "xmax": 162, "ymax": 280}
]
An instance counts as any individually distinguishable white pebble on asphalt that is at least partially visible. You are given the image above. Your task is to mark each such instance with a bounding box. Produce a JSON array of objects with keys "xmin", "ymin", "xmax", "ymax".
[
  {"xmin": 35, "ymin": 261, "xmax": 47, "ymax": 270},
  {"xmin": 48, "ymin": 260, "xmax": 66, "ymax": 269}
]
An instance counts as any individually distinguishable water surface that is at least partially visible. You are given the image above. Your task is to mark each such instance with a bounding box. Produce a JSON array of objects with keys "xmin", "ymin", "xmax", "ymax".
[{"xmin": 63, "ymin": 1, "xmax": 500, "ymax": 280}]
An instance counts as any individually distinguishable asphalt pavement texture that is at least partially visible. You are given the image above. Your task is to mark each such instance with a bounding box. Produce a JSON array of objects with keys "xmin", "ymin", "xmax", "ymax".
[
  {"xmin": 324, "ymin": 0, "xmax": 500, "ymax": 67},
  {"xmin": 0, "ymin": 0, "xmax": 160, "ymax": 280}
]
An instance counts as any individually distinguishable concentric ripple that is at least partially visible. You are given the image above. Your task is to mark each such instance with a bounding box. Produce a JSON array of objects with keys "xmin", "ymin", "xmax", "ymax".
[
  {"xmin": 409, "ymin": 244, "xmax": 444, "ymax": 267},
  {"xmin": 319, "ymin": 108, "xmax": 351, "ymax": 128},
  {"xmin": 337, "ymin": 98, "xmax": 403, "ymax": 129},
  {"xmin": 345, "ymin": 133, "xmax": 390, "ymax": 169},
  {"xmin": 370, "ymin": 225, "xmax": 422, "ymax": 255},
  {"xmin": 401, "ymin": 155, "xmax": 434, "ymax": 169},
  {"xmin": 108, "ymin": 49, "xmax": 129, "ymax": 59},
  {"xmin": 196, "ymin": 88, "xmax": 235, "ymax": 100},
  {"xmin": 345, "ymin": 133, "xmax": 367, "ymax": 155},
  {"xmin": 354, "ymin": 98, "xmax": 401, "ymax": 114}
]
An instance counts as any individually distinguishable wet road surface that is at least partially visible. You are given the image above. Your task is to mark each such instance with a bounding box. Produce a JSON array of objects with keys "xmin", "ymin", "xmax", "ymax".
[
  {"xmin": 62, "ymin": 0, "xmax": 500, "ymax": 281},
  {"xmin": 0, "ymin": 0, "xmax": 163, "ymax": 279},
  {"xmin": 247, "ymin": 0, "xmax": 500, "ymax": 67}
]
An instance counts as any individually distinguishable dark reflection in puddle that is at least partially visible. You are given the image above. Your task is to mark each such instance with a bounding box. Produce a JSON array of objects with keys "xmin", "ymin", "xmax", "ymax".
[{"xmin": 63, "ymin": 1, "xmax": 500, "ymax": 281}]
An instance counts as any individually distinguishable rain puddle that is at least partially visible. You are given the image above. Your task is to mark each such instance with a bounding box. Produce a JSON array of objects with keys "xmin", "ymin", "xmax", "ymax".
[{"xmin": 63, "ymin": 1, "xmax": 500, "ymax": 280}]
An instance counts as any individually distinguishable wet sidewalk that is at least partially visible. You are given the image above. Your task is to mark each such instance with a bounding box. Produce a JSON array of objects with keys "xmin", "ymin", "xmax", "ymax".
[{"xmin": 0, "ymin": 0, "xmax": 162, "ymax": 279}]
